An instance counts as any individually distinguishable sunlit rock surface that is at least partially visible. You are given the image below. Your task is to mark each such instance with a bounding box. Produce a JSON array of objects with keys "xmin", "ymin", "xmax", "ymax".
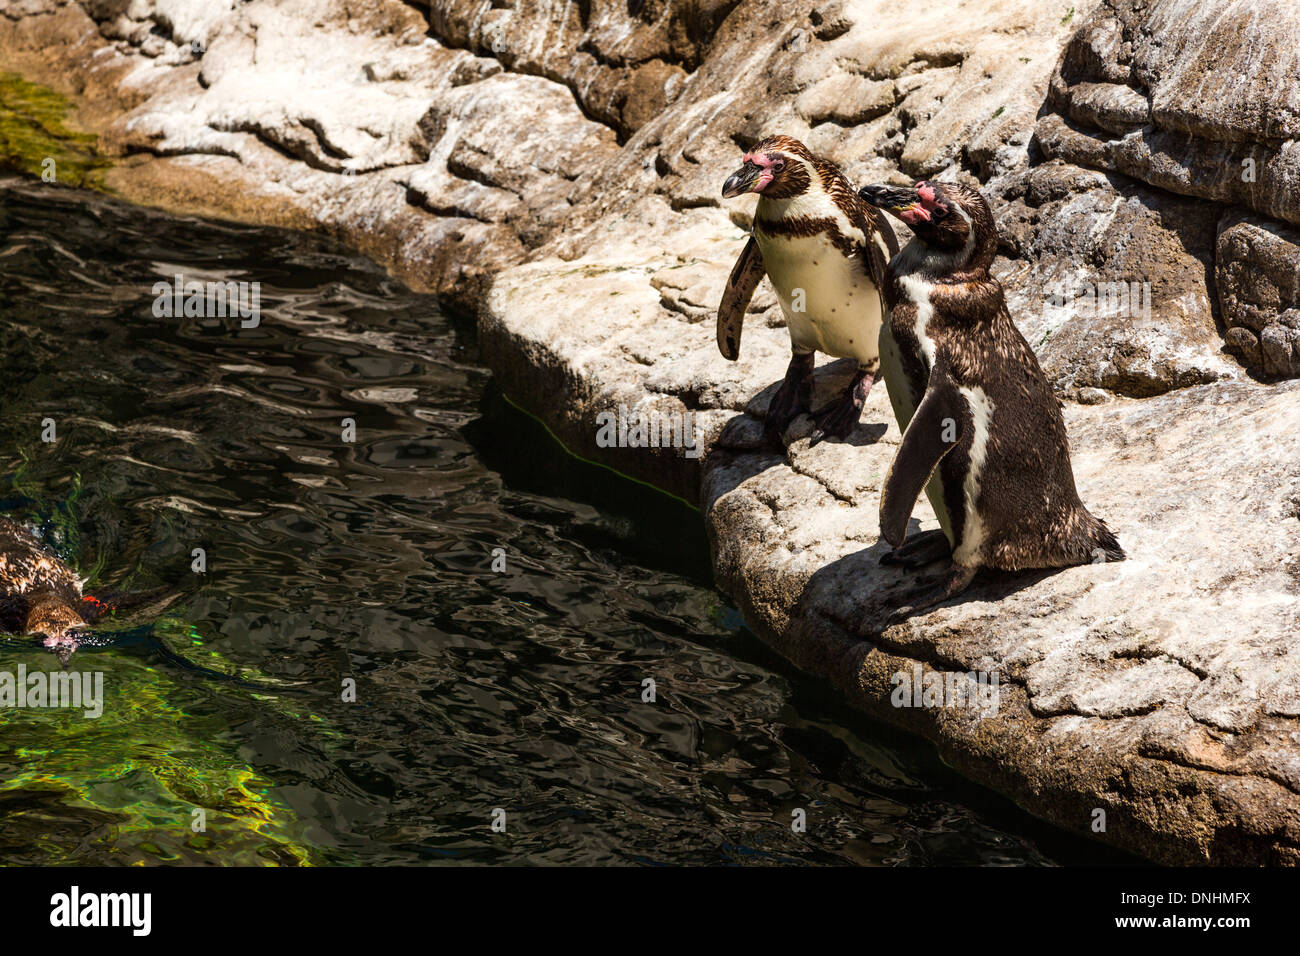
[
  {"xmin": 706, "ymin": 372, "xmax": 1300, "ymax": 865},
  {"xmin": 1042, "ymin": 0, "xmax": 1300, "ymax": 228}
]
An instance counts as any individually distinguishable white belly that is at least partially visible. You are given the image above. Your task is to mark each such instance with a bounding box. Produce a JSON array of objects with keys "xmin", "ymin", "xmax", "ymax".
[
  {"xmin": 878, "ymin": 321, "xmax": 954, "ymax": 546},
  {"xmin": 755, "ymin": 231, "xmax": 881, "ymax": 367},
  {"xmin": 878, "ymin": 321, "xmax": 915, "ymax": 430}
]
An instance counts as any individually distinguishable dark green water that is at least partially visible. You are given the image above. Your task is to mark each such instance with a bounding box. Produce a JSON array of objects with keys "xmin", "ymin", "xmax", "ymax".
[{"xmin": 0, "ymin": 178, "xmax": 1098, "ymax": 865}]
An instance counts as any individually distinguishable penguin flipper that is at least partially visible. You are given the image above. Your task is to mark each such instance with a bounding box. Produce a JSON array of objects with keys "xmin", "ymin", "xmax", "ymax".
[
  {"xmin": 857, "ymin": 204, "xmax": 898, "ymax": 290},
  {"xmin": 880, "ymin": 377, "xmax": 964, "ymax": 548},
  {"xmin": 717, "ymin": 236, "xmax": 765, "ymax": 360}
]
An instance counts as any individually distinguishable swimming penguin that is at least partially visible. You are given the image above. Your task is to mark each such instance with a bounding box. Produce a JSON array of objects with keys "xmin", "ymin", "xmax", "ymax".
[
  {"xmin": 857, "ymin": 179, "xmax": 1124, "ymax": 615},
  {"xmin": 0, "ymin": 515, "xmax": 285, "ymax": 684},
  {"xmin": 718, "ymin": 135, "xmax": 898, "ymax": 445},
  {"xmin": 0, "ymin": 516, "xmax": 95, "ymax": 663}
]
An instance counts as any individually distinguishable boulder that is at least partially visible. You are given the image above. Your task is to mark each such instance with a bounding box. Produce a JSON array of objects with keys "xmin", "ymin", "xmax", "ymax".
[
  {"xmin": 1216, "ymin": 212, "xmax": 1300, "ymax": 378},
  {"xmin": 1041, "ymin": 0, "xmax": 1300, "ymax": 227},
  {"xmin": 994, "ymin": 161, "xmax": 1237, "ymax": 398},
  {"xmin": 1039, "ymin": 0, "xmax": 1300, "ymax": 379}
]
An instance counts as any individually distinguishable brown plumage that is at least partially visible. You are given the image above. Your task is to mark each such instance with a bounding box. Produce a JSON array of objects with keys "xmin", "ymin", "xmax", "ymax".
[{"xmin": 0, "ymin": 517, "xmax": 90, "ymax": 660}]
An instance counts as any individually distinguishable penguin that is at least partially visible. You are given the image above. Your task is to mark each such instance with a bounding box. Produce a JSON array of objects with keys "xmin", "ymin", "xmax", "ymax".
[
  {"xmin": 718, "ymin": 135, "xmax": 898, "ymax": 445},
  {"xmin": 0, "ymin": 515, "xmax": 274, "ymax": 682},
  {"xmin": 0, "ymin": 516, "xmax": 95, "ymax": 663},
  {"xmin": 857, "ymin": 179, "xmax": 1124, "ymax": 615}
]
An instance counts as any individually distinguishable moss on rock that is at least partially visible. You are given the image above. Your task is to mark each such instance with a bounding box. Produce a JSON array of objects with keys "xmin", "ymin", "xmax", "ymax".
[{"xmin": 0, "ymin": 73, "xmax": 108, "ymax": 189}]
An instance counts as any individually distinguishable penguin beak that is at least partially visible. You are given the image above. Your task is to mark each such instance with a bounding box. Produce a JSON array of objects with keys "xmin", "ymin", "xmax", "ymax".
[
  {"xmin": 860, "ymin": 182, "xmax": 950, "ymax": 228},
  {"xmin": 722, "ymin": 162, "xmax": 762, "ymax": 199},
  {"xmin": 858, "ymin": 183, "xmax": 928, "ymax": 222},
  {"xmin": 40, "ymin": 629, "xmax": 86, "ymax": 666}
]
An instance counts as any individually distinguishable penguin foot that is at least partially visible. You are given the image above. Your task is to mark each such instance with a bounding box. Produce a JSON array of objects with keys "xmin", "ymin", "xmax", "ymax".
[
  {"xmin": 764, "ymin": 353, "xmax": 815, "ymax": 447},
  {"xmin": 884, "ymin": 564, "xmax": 977, "ymax": 625},
  {"xmin": 809, "ymin": 367, "xmax": 876, "ymax": 446},
  {"xmin": 809, "ymin": 397, "xmax": 860, "ymax": 444},
  {"xmin": 880, "ymin": 529, "xmax": 951, "ymax": 569}
]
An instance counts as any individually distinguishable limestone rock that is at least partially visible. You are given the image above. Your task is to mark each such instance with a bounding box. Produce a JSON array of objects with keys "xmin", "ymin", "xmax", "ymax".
[
  {"xmin": 1039, "ymin": 0, "xmax": 1300, "ymax": 378},
  {"xmin": 794, "ymin": 72, "xmax": 896, "ymax": 126},
  {"xmin": 994, "ymin": 161, "xmax": 1238, "ymax": 398},
  {"xmin": 1042, "ymin": 0, "xmax": 1300, "ymax": 227},
  {"xmin": 418, "ymin": 0, "xmax": 721, "ymax": 139},
  {"xmin": 705, "ymin": 378, "xmax": 1300, "ymax": 865},
  {"xmin": 1216, "ymin": 212, "xmax": 1300, "ymax": 378}
]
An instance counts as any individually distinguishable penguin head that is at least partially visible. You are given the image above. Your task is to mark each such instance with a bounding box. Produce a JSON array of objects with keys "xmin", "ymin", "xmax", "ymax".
[
  {"xmin": 722, "ymin": 135, "xmax": 814, "ymax": 200},
  {"xmin": 26, "ymin": 597, "xmax": 89, "ymax": 665},
  {"xmin": 859, "ymin": 180, "xmax": 996, "ymax": 266}
]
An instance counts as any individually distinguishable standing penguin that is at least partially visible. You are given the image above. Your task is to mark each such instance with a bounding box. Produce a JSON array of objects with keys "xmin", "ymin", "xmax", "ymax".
[
  {"xmin": 857, "ymin": 179, "xmax": 1123, "ymax": 614},
  {"xmin": 718, "ymin": 136, "xmax": 898, "ymax": 444}
]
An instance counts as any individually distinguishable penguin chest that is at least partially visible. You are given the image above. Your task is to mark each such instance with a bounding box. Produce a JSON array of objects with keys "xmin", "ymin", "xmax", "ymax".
[
  {"xmin": 754, "ymin": 231, "xmax": 881, "ymax": 366},
  {"xmin": 878, "ymin": 320, "xmax": 916, "ymax": 430},
  {"xmin": 881, "ymin": 291, "xmax": 953, "ymax": 547}
]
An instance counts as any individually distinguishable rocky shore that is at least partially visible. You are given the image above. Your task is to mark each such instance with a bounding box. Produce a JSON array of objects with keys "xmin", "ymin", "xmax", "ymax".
[{"xmin": 3, "ymin": 0, "xmax": 1299, "ymax": 863}]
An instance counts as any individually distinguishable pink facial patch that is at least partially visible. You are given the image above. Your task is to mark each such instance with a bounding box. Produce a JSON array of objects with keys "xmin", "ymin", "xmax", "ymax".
[
  {"xmin": 746, "ymin": 152, "xmax": 779, "ymax": 191},
  {"xmin": 900, "ymin": 181, "xmax": 942, "ymax": 222}
]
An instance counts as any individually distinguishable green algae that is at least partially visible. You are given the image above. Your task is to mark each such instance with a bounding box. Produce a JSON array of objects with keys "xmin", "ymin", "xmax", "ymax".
[
  {"xmin": 0, "ymin": 646, "xmax": 318, "ymax": 866},
  {"xmin": 0, "ymin": 73, "xmax": 109, "ymax": 189}
]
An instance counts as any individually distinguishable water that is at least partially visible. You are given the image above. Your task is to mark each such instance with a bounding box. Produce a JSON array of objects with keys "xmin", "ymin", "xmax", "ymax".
[{"xmin": 0, "ymin": 178, "xmax": 1101, "ymax": 865}]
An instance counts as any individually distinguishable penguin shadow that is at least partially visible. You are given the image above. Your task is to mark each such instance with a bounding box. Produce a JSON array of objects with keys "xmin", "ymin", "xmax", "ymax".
[
  {"xmin": 721, "ymin": 358, "xmax": 890, "ymax": 460},
  {"xmin": 794, "ymin": 520, "xmax": 1062, "ymax": 635}
]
